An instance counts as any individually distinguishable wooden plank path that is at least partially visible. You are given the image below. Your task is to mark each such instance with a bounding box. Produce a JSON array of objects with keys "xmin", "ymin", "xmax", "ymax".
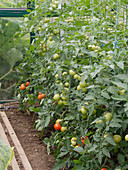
[{"xmin": 0, "ymin": 110, "xmax": 33, "ymax": 170}]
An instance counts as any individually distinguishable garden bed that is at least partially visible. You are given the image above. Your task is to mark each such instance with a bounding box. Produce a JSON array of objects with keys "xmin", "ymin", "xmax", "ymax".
[{"xmin": 0, "ymin": 102, "xmax": 55, "ymax": 170}]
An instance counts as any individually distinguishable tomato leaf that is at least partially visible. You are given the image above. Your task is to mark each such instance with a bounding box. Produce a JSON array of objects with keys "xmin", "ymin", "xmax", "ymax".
[
  {"xmin": 53, "ymin": 159, "xmax": 67, "ymax": 170},
  {"xmin": 102, "ymin": 148, "xmax": 110, "ymax": 158}
]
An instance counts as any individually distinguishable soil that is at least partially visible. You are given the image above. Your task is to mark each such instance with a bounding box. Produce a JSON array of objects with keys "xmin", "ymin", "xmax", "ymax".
[{"xmin": 0, "ymin": 101, "xmax": 55, "ymax": 170}]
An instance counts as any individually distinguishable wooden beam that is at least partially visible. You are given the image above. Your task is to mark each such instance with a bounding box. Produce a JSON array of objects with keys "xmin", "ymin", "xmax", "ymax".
[
  {"xmin": 0, "ymin": 122, "xmax": 20, "ymax": 170},
  {"xmin": 0, "ymin": 111, "xmax": 33, "ymax": 170}
]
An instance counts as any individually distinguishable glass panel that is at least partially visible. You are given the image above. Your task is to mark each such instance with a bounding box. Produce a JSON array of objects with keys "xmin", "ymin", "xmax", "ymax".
[{"xmin": 0, "ymin": 17, "xmax": 29, "ymax": 100}]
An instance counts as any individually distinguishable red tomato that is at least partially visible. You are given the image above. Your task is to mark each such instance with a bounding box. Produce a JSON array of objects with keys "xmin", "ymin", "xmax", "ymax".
[
  {"xmin": 20, "ymin": 84, "xmax": 26, "ymax": 90},
  {"xmin": 26, "ymin": 82, "xmax": 30, "ymax": 86},
  {"xmin": 101, "ymin": 168, "xmax": 107, "ymax": 170},
  {"xmin": 39, "ymin": 92, "xmax": 42, "ymax": 95},
  {"xmin": 81, "ymin": 136, "xmax": 88, "ymax": 146},
  {"xmin": 54, "ymin": 123, "xmax": 61, "ymax": 130}
]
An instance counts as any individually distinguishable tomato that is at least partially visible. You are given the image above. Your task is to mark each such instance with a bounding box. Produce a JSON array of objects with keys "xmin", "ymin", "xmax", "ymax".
[
  {"xmin": 58, "ymin": 100, "xmax": 63, "ymax": 105},
  {"xmin": 80, "ymin": 82, "xmax": 87, "ymax": 88},
  {"xmin": 41, "ymin": 94, "xmax": 46, "ymax": 98},
  {"xmin": 61, "ymin": 127, "xmax": 67, "ymax": 132},
  {"xmin": 65, "ymin": 82, "xmax": 69, "ymax": 87},
  {"xmin": 77, "ymin": 85, "xmax": 81, "ymax": 91},
  {"xmin": 39, "ymin": 92, "xmax": 42, "ymax": 95},
  {"xmin": 20, "ymin": 84, "xmax": 26, "ymax": 90},
  {"xmin": 54, "ymin": 123, "xmax": 61, "ymax": 130},
  {"xmin": 101, "ymin": 168, "xmax": 107, "ymax": 170},
  {"xmin": 125, "ymin": 134, "xmax": 128, "ymax": 141},
  {"xmin": 53, "ymin": 53, "xmax": 60, "ymax": 59},
  {"xmin": 113, "ymin": 135, "xmax": 122, "ymax": 143},
  {"xmin": 26, "ymin": 82, "xmax": 29, "ymax": 86},
  {"xmin": 38, "ymin": 95, "xmax": 42, "ymax": 100},
  {"xmin": 102, "ymin": 105, "xmax": 106, "ymax": 109},
  {"xmin": 81, "ymin": 136, "xmax": 88, "ymax": 146},
  {"xmin": 53, "ymin": 94, "xmax": 60, "ymax": 101},
  {"xmin": 69, "ymin": 70, "xmax": 75, "ymax": 76},
  {"xmin": 74, "ymin": 74, "xmax": 78, "ymax": 79},
  {"xmin": 104, "ymin": 112, "xmax": 112, "ymax": 121},
  {"xmin": 82, "ymin": 88, "xmax": 87, "ymax": 93},
  {"xmin": 80, "ymin": 108, "xmax": 87, "ymax": 114},
  {"xmin": 56, "ymin": 119, "xmax": 62, "ymax": 124}
]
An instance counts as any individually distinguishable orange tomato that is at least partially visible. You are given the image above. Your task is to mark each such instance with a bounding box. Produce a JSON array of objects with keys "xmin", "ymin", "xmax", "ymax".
[
  {"xmin": 101, "ymin": 168, "xmax": 107, "ymax": 170},
  {"xmin": 81, "ymin": 136, "xmax": 88, "ymax": 147},
  {"xmin": 54, "ymin": 123, "xmax": 61, "ymax": 130},
  {"xmin": 20, "ymin": 84, "xmax": 26, "ymax": 90},
  {"xmin": 41, "ymin": 94, "xmax": 46, "ymax": 98},
  {"xmin": 38, "ymin": 94, "xmax": 42, "ymax": 100},
  {"xmin": 26, "ymin": 82, "xmax": 30, "ymax": 86},
  {"xmin": 39, "ymin": 92, "xmax": 42, "ymax": 95}
]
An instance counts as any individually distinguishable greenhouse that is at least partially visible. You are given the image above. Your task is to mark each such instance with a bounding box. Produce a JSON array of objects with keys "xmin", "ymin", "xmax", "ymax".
[{"xmin": 0, "ymin": 0, "xmax": 128, "ymax": 170}]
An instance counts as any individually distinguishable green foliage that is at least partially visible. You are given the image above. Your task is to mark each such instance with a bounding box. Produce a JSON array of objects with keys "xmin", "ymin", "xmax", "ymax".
[
  {"xmin": 0, "ymin": 138, "xmax": 14, "ymax": 170},
  {"xmin": 17, "ymin": 0, "xmax": 128, "ymax": 169}
]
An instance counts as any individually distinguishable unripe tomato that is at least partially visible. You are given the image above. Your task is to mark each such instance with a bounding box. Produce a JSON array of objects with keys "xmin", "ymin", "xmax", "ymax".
[
  {"xmin": 80, "ymin": 108, "xmax": 87, "ymax": 114},
  {"xmin": 74, "ymin": 74, "xmax": 78, "ymax": 79},
  {"xmin": 65, "ymin": 82, "xmax": 69, "ymax": 87},
  {"xmin": 80, "ymin": 82, "xmax": 87, "ymax": 88},
  {"xmin": 26, "ymin": 82, "xmax": 30, "ymax": 86},
  {"xmin": 53, "ymin": 94, "xmax": 60, "ymax": 101},
  {"xmin": 58, "ymin": 100, "xmax": 63, "ymax": 105},
  {"xmin": 71, "ymin": 141, "xmax": 76, "ymax": 146},
  {"xmin": 82, "ymin": 114, "xmax": 87, "ymax": 119},
  {"xmin": 82, "ymin": 88, "xmax": 87, "ymax": 93},
  {"xmin": 61, "ymin": 127, "xmax": 67, "ymax": 132},
  {"xmin": 69, "ymin": 70, "xmax": 75, "ymax": 76},
  {"xmin": 41, "ymin": 94, "xmax": 46, "ymax": 98},
  {"xmin": 56, "ymin": 119, "xmax": 62, "ymax": 124},
  {"xmin": 104, "ymin": 112, "xmax": 112, "ymax": 121},
  {"xmin": 20, "ymin": 84, "xmax": 26, "ymax": 90},
  {"xmin": 54, "ymin": 123, "xmax": 61, "ymax": 130},
  {"xmin": 113, "ymin": 135, "xmax": 122, "ymax": 143},
  {"xmin": 53, "ymin": 53, "xmax": 60, "ymax": 60},
  {"xmin": 38, "ymin": 94, "xmax": 42, "ymax": 100},
  {"xmin": 77, "ymin": 85, "xmax": 81, "ymax": 91},
  {"xmin": 71, "ymin": 137, "xmax": 77, "ymax": 143},
  {"xmin": 125, "ymin": 134, "xmax": 128, "ymax": 141}
]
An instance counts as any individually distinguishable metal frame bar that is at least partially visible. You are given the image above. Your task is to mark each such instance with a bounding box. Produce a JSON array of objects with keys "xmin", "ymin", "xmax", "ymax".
[{"xmin": 0, "ymin": 8, "xmax": 30, "ymax": 17}]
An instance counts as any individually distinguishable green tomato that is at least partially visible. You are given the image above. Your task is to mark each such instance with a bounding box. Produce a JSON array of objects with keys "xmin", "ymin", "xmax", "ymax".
[
  {"xmin": 65, "ymin": 82, "xmax": 69, "ymax": 87},
  {"xmin": 58, "ymin": 100, "xmax": 63, "ymax": 105},
  {"xmin": 74, "ymin": 74, "xmax": 78, "ymax": 79},
  {"xmin": 53, "ymin": 94, "xmax": 60, "ymax": 101},
  {"xmin": 82, "ymin": 88, "xmax": 87, "ymax": 93},
  {"xmin": 125, "ymin": 134, "xmax": 128, "ymax": 141},
  {"xmin": 80, "ymin": 108, "xmax": 87, "ymax": 114},
  {"xmin": 77, "ymin": 85, "xmax": 81, "ymax": 91},
  {"xmin": 104, "ymin": 112, "xmax": 112, "ymax": 121},
  {"xmin": 69, "ymin": 70, "xmax": 75, "ymax": 76},
  {"xmin": 82, "ymin": 114, "xmax": 87, "ymax": 119},
  {"xmin": 113, "ymin": 135, "xmax": 122, "ymax": 143},
  {"xmin": 53, "ymin": 53, "xmax": 60, "ymax": 59},
  {"xmin": 80, "ymin": 82, "xmax": 87, "ymax": 88}
]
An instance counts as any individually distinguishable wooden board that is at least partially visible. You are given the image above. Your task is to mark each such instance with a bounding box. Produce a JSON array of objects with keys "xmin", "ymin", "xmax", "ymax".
[{"xmin": 0, "ymin": 111, "xmax": 33, "ymax": 170}]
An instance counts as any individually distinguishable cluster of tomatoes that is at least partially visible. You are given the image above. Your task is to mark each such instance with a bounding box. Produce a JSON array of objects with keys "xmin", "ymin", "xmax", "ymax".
[
  {"xmin": 38, "ymin": 92, "xmax": 46, "ymax": 100},
  {"xmin": 20, "ymin": 82, "xmax": 30, "ymax": 90},
  {"xmin": 54, "ymin": 119, "xmax": 67, "ymax": 132}
]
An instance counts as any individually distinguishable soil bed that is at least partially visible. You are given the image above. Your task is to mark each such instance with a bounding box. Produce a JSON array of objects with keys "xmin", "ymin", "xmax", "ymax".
[{"xmin": 0, "ymin": 102, "xmax": 55, "ymax": 170}]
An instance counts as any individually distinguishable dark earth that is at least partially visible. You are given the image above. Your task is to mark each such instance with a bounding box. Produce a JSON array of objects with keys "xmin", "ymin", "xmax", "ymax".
[{"xmin": 0, "ymin": 102, "xmax": 55, "ymax": 170}]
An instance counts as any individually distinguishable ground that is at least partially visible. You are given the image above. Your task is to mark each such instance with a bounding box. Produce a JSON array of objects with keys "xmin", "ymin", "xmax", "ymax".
[{"xmin": 0, "ymin": 102, "xmax": 55, "ymax": 170}]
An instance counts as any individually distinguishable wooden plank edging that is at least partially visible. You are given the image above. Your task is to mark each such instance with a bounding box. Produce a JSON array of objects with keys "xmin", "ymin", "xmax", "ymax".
[{"xmin": 0, "ymin": 111, "xmax": 33, "ymax": 170}]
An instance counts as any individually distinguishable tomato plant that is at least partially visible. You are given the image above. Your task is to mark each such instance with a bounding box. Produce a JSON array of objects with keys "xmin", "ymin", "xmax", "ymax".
[{"xmin": 17, "ymin": 0, "xmax": 128, "ymax": 169}]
